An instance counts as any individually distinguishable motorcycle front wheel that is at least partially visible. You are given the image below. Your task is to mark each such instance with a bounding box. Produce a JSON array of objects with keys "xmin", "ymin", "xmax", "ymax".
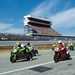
[
  {"xmin": 54, "ymin": 55, "xmax": 59, "ymax": 63},
  {"xmin": 10, "ymin": 55, "xmax": 16, "ymax": 63}
]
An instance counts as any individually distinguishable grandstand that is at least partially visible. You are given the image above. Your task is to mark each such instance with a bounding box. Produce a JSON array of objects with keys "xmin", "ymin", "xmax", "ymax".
[{"xmin": 24, "ymin": 15, "xmax": 60, "ymax": 36}]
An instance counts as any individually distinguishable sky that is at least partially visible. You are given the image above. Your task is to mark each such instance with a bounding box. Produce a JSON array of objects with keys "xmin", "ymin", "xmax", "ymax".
[{"xmin": 0, "ymin": 0, "xmax": 75, "ymax": 36}]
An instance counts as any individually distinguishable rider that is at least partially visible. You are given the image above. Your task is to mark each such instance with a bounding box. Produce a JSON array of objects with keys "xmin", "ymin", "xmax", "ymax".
[
  {"xmin": 26, "ymin": 42, "xmax": 33, "ymax": 59},
  {"xmin": 16, "ymin": 42, "xmax": 26, "ymax": 53},
  {"xmin": 57, "ymin": 40, "xmax": 65, "ymax": 51},
  {"xmin": 67, "ymin": 40, "xmax": 74, "ymax": 50},
  {"xmin": 16, "ymin": 41, "xmax": 22, "ymax": 48},
  {"xmin": 56, "ymin": 40, "xmax": 70, "ymax": 55},
  {"xmin": 26, "ymin": 42, "xmax": 33, "ymax": 52}
]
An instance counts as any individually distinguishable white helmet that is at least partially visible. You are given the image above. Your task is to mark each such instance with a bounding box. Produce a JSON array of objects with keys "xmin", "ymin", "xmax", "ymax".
[
  {"xmin": 21, "ymin": 44, "xmax": 24, "ymax": 47},
  {"xmin": 58, "ymin": 40, "xmax": 62, "ymax": 44}
]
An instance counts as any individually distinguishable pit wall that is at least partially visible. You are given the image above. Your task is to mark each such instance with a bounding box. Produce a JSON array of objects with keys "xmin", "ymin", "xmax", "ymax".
[
  {"xmin": 0, "ymin": 40, "xmax": 75, "ymax": 50},
  {"xmin": 0, "ymin": 44, "xmax": 53, "ymax": 51},
  {"xmin": 35, "ymin": 44, "xmax": 53, "ymax": 50}
]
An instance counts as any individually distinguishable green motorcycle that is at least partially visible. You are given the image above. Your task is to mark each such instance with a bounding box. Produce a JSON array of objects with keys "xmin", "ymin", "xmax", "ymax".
[
  {"xmin": 69, "ymin": 45, "xmax": 74, "ymax": 51},
  {"xmin": 10, "ymin": 46, "xmax": 32, "ymax": 63}
]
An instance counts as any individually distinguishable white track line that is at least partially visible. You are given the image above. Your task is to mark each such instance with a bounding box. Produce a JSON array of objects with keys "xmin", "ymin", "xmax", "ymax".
[
  {"xmin": 0, "ymin": 55, "xmax": 75, "ymax": 75},
  {"xmin": 0, "ymin": 61, "xmax": 54, "ymax": 75}
]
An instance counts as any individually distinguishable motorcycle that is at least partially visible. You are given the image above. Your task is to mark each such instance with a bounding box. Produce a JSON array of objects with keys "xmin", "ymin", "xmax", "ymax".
[
  {"xmin": 53, "ymin": 48, "xmax": 71, "ymax": 63},
  {"xmin": 69, "ymin": 45, "xmax": 74, "ymax": 51},
  {"xmin": 31, "ymin": 48, "xmax": 38, "ymax": 56},
  {"xmin": 10, "ymin": 46, "xmax": 32, "ymax": 63}
]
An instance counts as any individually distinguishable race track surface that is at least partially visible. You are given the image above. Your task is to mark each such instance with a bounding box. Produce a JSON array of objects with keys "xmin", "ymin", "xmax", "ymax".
[{"xmin": 0, "ymin": 50, "xmax": 75, "ymax": 75}]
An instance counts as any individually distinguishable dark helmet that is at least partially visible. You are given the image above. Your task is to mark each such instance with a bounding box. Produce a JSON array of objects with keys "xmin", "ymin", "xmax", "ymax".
[
  {"xmin": 27, "ymin": 43, "xmax": 30, "ymax": 45},
  {"xmin": 17, "ymin": 42, "xmax": 21, "ymax": 47}
]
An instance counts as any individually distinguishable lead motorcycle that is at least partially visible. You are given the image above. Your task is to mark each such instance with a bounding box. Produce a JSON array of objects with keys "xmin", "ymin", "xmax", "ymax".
[
  {"xmin": 10, "ymin": 46, "xmax": 33, "ymax": 63},
  {"xmin": 53, "ymin": 47, "xmax": 71, "ymax": 63}
]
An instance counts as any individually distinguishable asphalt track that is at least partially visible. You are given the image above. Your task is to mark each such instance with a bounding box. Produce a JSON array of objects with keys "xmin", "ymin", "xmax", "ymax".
[{"xmin": 0, "ymin": 50, "xmax": 75, "ymax": 75}]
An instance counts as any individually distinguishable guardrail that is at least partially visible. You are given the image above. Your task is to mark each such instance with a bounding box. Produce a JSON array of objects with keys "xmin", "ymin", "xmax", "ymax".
[
  {"xmin": 0, "ymin": 40, "xmax": 75, "ymax": 46},
  {"xmin": 0, "ymin": 41, "xmax": 75, "ymax": 50},
  {"xmin": 0, "ymin": 41, "xmax": 53, "ymax": 46}
]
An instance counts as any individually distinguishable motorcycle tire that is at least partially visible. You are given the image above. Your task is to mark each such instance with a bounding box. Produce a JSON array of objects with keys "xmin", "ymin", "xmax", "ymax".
[
  {"xmin": 10, "ymin": 56, "xmax": 16, "ymax": 63},
  {"xmin": 26, "ymin": 53, "xmax": 31, "ymax": 61},
  {"xmin": 66, "ymin": 54, "xmax": 72, "ymax": 60},
  {"xmin": 35, "ymin": 50, "xmax": 38, "ymax": 54},
  {"xmin": 54, "ymin": 55, "xmax": 59, "ymax": 63}
]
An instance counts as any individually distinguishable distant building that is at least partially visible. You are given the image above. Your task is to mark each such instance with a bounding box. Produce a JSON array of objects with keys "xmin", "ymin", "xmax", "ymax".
[{"xmin": 24, "ymin": 15, "xmax": 60, "ymax": 36}]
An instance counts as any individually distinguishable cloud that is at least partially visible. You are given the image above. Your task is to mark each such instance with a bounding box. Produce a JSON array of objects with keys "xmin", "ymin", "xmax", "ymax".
[
  {"xmin": 30, "ymin": 0, "xmax": 75, "ymax": 36},
  {"xmin": 30, "ymin": 0, "xmax": 60, "ymax": 17},
  {"xmin": 0, "ymin": 22, "xmax": 13, "ymax": 30},
  {"xmin": 30, "ymin": 0, "xmax": 74, "ymax": 17},
  {"xmin": 0, "ymin": 22, "xmax": 24, "ymax": 34},
  {"xmin": 50, "ymin": 8, "xmax": 75, "ymax": 27},
  {"xmin": 5, "ymin": 28, "xmax": 24, "ymax": 34},
  {"xmin": 50, "ymin": 8, "xmax": 75, "ymax": 36}
]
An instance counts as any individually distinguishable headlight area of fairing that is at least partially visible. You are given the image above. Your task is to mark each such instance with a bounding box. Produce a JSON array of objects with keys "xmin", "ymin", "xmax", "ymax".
[{"xmin": 12, "ymin": 49, "xmax": 17, "ymax": 53}]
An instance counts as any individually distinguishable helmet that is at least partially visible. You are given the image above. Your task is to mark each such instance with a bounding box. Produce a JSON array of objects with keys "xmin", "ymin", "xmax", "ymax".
[
  {"xmin": 21, "ymin": 44, "xmax": 24, "ymax": 47},
  {"xmin": 17, "ymin": 42, "xmax": 21, "ymax": 47},
  {"xmin": 58, "ymin": 40, "xmax": 62, "ymax": 44},
  {"xmin": 27, "ymin": 42, "xmax": 30, "ymax": 46}
]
